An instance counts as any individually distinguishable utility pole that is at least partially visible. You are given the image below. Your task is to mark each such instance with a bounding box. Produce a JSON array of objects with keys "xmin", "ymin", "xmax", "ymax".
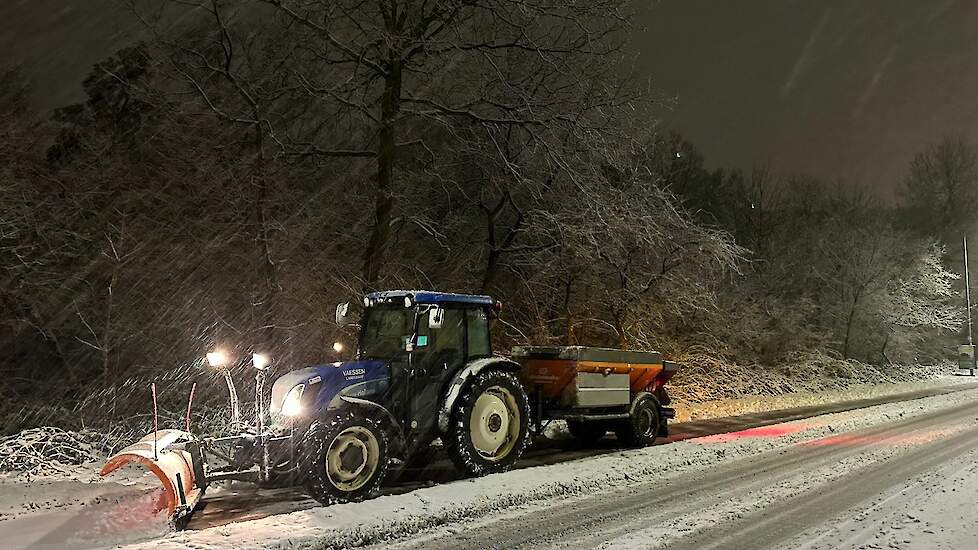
[{"xmin": 964, "ymin": 236, "xmax": 975, "ymax": 376}]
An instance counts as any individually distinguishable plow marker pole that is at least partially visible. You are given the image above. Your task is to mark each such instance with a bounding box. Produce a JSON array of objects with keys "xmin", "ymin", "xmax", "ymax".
[
  {"xmin": 186, "ymin": 382, "xmax": 197, "ymax": 432},
  {"xmin": 152, "ymin": 383, "xmax": 158, "ymax": 460}
]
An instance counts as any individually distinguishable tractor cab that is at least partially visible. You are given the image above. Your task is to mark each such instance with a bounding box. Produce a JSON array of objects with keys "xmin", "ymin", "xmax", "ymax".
[
  {"xmin": 348, "ymin": 291, "xmax": 496, "ymax": 376},
  {"xmin": 333, "ymin": 291, "xmax": 499, "ymax": 444}
]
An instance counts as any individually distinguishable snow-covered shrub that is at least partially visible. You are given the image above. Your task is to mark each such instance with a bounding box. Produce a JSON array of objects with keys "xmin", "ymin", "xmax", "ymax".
[{"xmin": 0, "ymin": 427, "xmax": 107, "ymax": 477}]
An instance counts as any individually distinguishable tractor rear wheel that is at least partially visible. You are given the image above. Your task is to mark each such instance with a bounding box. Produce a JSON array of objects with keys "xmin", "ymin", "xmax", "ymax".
[
  {"xmin": 566, "ymin": 420, "xmax": 608, "ymax": 446},
  {"xmin": 446, "ymin": 369, "xmax": 531, "ymax": 476},
  {"xmin": 615, "ymin": 395, "xmax": 661, "ymax": 448},
  {"xmin": 300, "ymin": 410, "xmax": 389, "ymax": 506}
]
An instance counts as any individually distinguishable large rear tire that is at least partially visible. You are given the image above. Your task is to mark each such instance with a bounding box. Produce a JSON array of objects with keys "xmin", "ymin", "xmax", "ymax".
[
  {"xmin": 300, "ymin": 410, "xmax": 389, "ymax": 506},
  {"xmin": 615, "ymin": 395, "xmax": 661, "ymax": 448},
  {"xmin": 445, "ymin": 369, "xmax": 531, "ymax": 476}
]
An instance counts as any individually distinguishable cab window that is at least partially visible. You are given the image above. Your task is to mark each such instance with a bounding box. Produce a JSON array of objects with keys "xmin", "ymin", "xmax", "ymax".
[
  {"xmin": 416, "ymin": 307, "xmax": 465, "ymax": 369},
  {"xmin": 466, "ymin": 308, "xmax": 491, "ymax": 359}
]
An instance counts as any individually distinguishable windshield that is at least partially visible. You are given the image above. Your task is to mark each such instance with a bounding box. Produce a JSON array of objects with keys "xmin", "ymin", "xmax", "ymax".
[{"xmin": 359, "ymin": 306, "xmax": 414, "ymax": 360}]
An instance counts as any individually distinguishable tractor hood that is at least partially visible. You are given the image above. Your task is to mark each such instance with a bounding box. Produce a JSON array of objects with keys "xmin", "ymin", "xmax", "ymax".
[{"xmin": 269, "ymin": 360, "xmax": 390, "ymax": 418}]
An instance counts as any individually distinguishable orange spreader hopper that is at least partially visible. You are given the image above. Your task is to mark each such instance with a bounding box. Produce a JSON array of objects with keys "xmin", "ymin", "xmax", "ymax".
[
  {"xmin": 100, "ymin": 430, "xmax": 204, "ymax": 522},
  {"xmin": 514, "ymin": 346, "xmax": 678, "ymax": 407}
]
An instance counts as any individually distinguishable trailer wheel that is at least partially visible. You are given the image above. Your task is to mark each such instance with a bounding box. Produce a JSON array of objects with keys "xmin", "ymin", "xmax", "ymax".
[
  {"xmin": 446, "ymin": 369, "xmax": 531, "ymax": 476},
  {"xmin": 615, "ymin": 395, "xmax": 660, "ymax": 447},
  {"xmin": 566, "ymin": 420, "xmax": 608, "ymax": 446},
  {"xmin": 300, "ymin": 410, "xmax": 389, "ymax": 506}
]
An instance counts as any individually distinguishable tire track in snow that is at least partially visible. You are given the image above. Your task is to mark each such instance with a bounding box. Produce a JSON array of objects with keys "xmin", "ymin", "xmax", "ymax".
[
  {"xmin": 391, "ymin": 395, "xmax": 978, "ymax": 550},
  {"xmin": 659, "ymin": 413, "xmax": 978, "ymax": 550}
]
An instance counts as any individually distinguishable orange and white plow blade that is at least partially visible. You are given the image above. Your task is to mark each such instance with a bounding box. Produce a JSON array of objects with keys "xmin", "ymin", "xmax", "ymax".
[{"xmin": 100, "ymin": 430, "xmax": 205, "ymax": 521}]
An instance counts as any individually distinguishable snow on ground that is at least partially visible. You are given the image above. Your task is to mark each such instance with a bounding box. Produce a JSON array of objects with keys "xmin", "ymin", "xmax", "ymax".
[
  {"xmin": 127, "ymin": 377, "xmax": 978, "ymax": 550},
  {"xmin": 674, "ymin": 371, "xmax": 974, "ymax": 422},
  {"xmin": 785, "ymin": 443, "xmax": 978, "ymax": 550},
  {"xmin": 0, "ymin": 464, "xmax": 171, "ymax": 549},
  {"xmin": 1, "ymin": 372, "xmax": 973, "ymax": 550},
  {"xmin": 587, "ymin": 407, "xmax": 978, "ymax": 550}
]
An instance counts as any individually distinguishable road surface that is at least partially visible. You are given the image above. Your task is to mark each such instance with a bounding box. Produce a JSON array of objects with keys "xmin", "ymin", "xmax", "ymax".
[
  {"xmin": 187, "ymin": 380, "xmax": 978, "ymax": 530},
  {"xmin": 378, "ymin": 385, "xmax": 978, "ymax": 550},
  {"xmin": 6, "ymin": 380, "xmax": 977, "ymax": 550}
]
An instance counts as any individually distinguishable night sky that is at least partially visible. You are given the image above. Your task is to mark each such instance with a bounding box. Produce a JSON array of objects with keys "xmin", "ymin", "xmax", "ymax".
[{"xmin": 4, "ymin": 0, "xmax": 978, "ymax": 197}]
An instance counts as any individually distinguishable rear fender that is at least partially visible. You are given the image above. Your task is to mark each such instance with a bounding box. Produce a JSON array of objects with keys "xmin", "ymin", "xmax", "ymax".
[
  {"xmin": 99, "ymin": 430, "xmax": 205, "ymax": 521},
  {"xmin": 437, "ymin": 357, "xmax": 521, "ymax": 433}
]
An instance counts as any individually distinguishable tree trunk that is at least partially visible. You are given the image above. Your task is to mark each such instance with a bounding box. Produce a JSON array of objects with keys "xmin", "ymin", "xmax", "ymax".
[
  {"xmin": 254, "ymin": 174, "xmax": 278, "ymax": 344},
  {"xmin": 363, "ymin": 58, "xmax": 402, "ymax": 288},
  {"xmin": 479, "ymin": 193, "xmax": 504, "ymax": 294},
  {"xmin": 562, "ymin": 276, "xmax": 574, "ymax": 345},
  {"xmin": 251, "ymin": 124, "xmax": 278, "ymax": 354},
  {"xmin": 616, "ymin": 323, "xmax": 628, "ymax": 349},
  {"xmin": 879, "ymin": 330, "xmax": 892, "ymax": 366},
  {"xmin": 103, "ymin": 259, "xmax": 117, "ymax": 382},
  {"xmin": 842, "ymin": 287, "xmax": 863, "ymax": 359},
  {"xmin": 102, "ymin": 214, "xmax": 126, "ymax": 385}
]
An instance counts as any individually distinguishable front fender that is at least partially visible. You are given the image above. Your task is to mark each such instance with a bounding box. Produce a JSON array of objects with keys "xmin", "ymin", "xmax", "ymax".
[
  {"xmin": 336, "ymin": 396, "xmax": 407, "ymax": 456},
  {"xmin": 437, "ymin": 357, "xmax": 521, "ymax": 432}
]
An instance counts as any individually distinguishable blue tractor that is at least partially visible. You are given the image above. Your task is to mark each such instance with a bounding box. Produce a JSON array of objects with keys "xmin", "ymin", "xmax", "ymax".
[{"xmin": 102, "ymin": 290, "xmax": 532, "ymax": 521}]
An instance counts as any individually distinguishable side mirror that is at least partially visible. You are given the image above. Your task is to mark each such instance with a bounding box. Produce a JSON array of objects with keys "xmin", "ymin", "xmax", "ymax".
[
  {"xmin": 335, "ymin": 302, "xmax": 352, "ymax": 326},
  {"xmin": 428, "ymin": 306, "xmax": 444, "ymax": 329}
]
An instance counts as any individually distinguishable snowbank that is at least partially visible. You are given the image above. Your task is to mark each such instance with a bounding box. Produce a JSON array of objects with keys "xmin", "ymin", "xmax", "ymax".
[
  {"xmin": 674, "ymin": 368, "xmax": 971, "ymax": 422},
  {"xmin": 670, "ymin": 351, "xmax": 953, "ymax": 405}
]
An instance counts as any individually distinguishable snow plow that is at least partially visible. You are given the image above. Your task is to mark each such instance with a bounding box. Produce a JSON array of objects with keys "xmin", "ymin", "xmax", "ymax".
[
  {"xmin": 102, "ymin": 290, "xmax": 678, "ymax": 525},
  {"xmin": 100, "ymin": 430, "xmax": 202, "ymax": 521}
]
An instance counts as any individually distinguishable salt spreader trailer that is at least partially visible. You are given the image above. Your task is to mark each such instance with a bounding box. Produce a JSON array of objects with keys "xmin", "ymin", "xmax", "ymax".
[
  {"xmin": 516, "ymin": 346, "xmax": 678, "ymax": 446},
  {"xmin": 100, "ymin": 290, "xmax": 679, "ymax": 524}
]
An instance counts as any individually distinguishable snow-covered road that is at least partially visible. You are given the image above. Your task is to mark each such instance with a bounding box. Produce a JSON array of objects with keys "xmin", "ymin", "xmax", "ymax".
[
  {"xmin": 186, "ymin": 378, "xmax": 978, "ymax": 531},
  {"xmin": 5, "ymin": 378, "xmax": 978, "ymax": 550},
  {"xmin": 383, "ymin": 386, "xmax": 978, "ymax": 550}
]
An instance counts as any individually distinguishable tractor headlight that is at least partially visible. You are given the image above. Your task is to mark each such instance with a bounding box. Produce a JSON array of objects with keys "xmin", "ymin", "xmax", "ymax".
[{"xmin": 280, "ymin": 384, "xmax": 305, "ymax": 416}]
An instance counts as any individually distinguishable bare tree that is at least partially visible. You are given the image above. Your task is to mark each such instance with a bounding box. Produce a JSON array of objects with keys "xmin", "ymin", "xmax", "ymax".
[
  {"xmin": 138, "ymin": 0, "xmax": 640, "ymax": 289},
  {"xmin": 901, "ymin": 136, "xmax": 978, "ymax": 238}
]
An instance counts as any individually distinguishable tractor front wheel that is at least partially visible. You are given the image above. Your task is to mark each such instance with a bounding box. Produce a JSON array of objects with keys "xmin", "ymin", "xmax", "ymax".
[
  {"xmin": 446, "ymin": 369, "xmax": 531, "ymax": 476},
  {"xmin": 300, "ymin": 410, "xmax": 389, "ymax": 506}
]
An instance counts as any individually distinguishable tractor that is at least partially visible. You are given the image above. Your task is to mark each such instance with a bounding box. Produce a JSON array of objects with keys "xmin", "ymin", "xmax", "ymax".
[{"xmin": 101, "ymin": 290, "xmax": 532, "ymax": 521}]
